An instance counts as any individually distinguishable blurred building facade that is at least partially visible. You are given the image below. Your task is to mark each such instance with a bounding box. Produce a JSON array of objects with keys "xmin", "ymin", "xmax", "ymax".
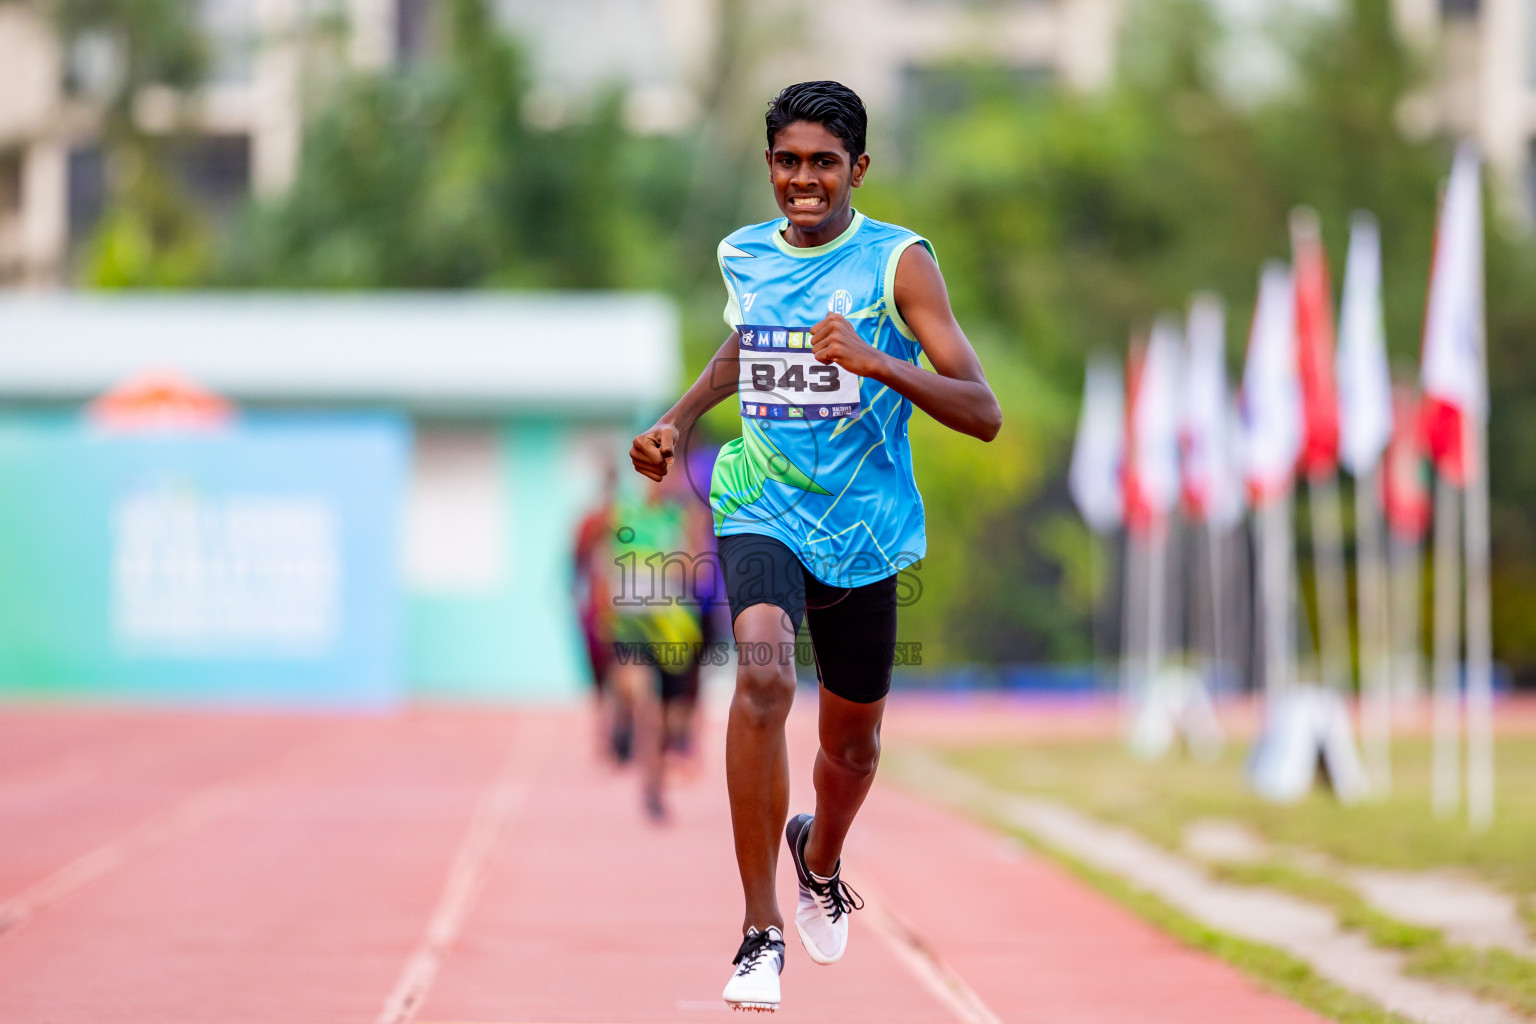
[
  {"xmin": 486, "ymin": 0, "xmax": 1119, "ymax": 132},
  {"xmin": 0, "ymin": 0, "xmax": 1119, "ymax": 287},
  {"xmin": 0, "ymin": 0, "xmax": 398, "ymax": 287},
  {"xmin": 1, "ymin": 0, "xmax": 1531, "ymax": 281},
  {"xmin": 1395, "ymin": 0, "xmax": 1536, "ymax": 220}
]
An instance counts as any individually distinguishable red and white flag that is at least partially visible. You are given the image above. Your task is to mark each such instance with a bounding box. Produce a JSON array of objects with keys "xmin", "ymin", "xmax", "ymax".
[
  {"xmin": 1241, "ymin": 264, "xmax": 1303, "ymax": 505},
  {"xmin": 1419, "ymin": 143, "xmax": 1486, "ymax": 486},
  {"xmin": 1181, "ymin": 293, "xmax": 1242, "ymax": 528},
  {"xmin": 1291, "ymin": 208, "xmax": 1341, "ymax": 480},
  {"xmin": 1069, "ymin": 355, "xmax": 1125, "ymax": 534},
  {"xmin": 1125, "ymin": 317, "xmax": 1183, "ymax": 532},
  {"xmin": 1337, "ymin": 212, "xmax": 1394, "ymax": 476},
  {"xmin": 1383, "ymin": 385, "xmax": 1431, "ymax": 541}
]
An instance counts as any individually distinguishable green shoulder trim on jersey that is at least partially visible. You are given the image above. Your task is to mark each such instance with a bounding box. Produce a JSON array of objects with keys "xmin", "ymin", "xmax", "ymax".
[
  {"xmin": 882, "ymin": 235, "xmax": 937, "ymax": 344},
  {"xmin": 770, "ymin": 210, "xmax": 867, "ymax": 259},
  {"xmin": 710, "ymin": 419, "xmax": 830, "ymax": 527},
  {"xmin": 717, "ymin": 239, "xmax": 746, "ymax": 328}
]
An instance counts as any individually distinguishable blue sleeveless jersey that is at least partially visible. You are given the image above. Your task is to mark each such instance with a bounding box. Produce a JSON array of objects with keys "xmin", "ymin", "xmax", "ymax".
[{"xmin": 708, "ymin": 211, "xmax": 931, "ymax": 588}]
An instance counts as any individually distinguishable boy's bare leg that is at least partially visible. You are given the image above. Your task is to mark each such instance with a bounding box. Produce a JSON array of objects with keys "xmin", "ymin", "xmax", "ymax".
[
  {"xmin": 613, "ymin": 661, "xmax": 664, "ymax": 817},
  {"xmin": 802, "ymin": 688, "xmax": 884, "ymax": 876},
  {"xmin": 725, "ymin": 603, "xmax": 799, "ymax": 933}
]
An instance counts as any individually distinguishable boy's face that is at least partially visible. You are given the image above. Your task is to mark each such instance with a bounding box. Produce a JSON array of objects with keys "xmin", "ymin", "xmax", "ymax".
[{"xmin": 765, "ymin": 120, "xmax": 869, "ymax": 233}]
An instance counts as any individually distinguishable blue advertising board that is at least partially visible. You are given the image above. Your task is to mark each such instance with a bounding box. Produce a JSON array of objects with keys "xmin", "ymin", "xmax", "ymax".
[{"xmin": 0, "ymin": 414, "xmax": 410, "ymax": 709}]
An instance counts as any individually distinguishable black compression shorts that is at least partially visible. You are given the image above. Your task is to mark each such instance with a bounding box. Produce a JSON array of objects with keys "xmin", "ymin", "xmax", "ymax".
[{"xmin": 717, "ymin": 532, "xmax": 897, "ymax": 704}]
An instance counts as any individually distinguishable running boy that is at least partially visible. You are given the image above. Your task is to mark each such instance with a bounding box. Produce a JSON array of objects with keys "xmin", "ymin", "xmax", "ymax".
[{"xmin": 629, "ymin": 80, "xmax": 1000, "ymax": 1012}]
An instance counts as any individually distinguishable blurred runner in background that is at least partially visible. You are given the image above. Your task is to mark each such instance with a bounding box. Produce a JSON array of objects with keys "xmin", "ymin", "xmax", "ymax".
[
  {"xmin": 607, "ymin": 474, "xmax": 704, "ymax": 822},
  {"xmin": 572, "ymin": 463, "xmax": 632, "ymax": 764},
  {"xmin": 657, "ymin": 446, "xmax": 726, "ymax": 779}
]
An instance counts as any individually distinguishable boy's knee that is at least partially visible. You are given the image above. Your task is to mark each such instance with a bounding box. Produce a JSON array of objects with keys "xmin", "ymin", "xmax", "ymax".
[
  {"xmin": 733, "ymin": 660, "xmax": 795, "ymax": 728},
  {"xmin": 822, "ymin": 730, "xmax": 880, "ymax": 776}
]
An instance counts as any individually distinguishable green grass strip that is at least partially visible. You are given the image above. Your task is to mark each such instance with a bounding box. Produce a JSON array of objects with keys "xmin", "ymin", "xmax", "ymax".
[
  {"xmin": 1210, "ymin": 862, "xmax": 1441, "ymax": 950},
  {"xmin": 938, "ymin": 736, "xmax": 1536, "ymax": 906},
  {"xmin": 882, "ymin": 756, "xmax": 1417, "ymax": 1024},
  {"xmin": 1406, "ymin": 945, "xmax": 1536, "ymax": 1018},
  {"xmin": 1212, "ymin": 859, "xmax": 1536, "ymax": 1017},
  {"xmin": 928, "ymin": 737, "xmax": 1536, "ymax": 1018},
  {"xmin": 988, "ymin": 822, "xmax": 1418, "ymax": 1024}
]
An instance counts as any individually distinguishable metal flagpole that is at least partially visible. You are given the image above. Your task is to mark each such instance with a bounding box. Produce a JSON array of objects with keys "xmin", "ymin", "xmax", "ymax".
[
  {"xmin": 1464, "ymin": 393, "xmax": 1494, "ymax": 829},
  {"xmin": 1122, "ymin": 531, "xmax": 1148, "ymax": 732},
  {"xmin": 1390, "ymin": 527, "xmax": 1424, "ymax": 712},
  {"xmin": 1289, "ymin": 208, "xmax": 1352, "ymax": 701},
  {"xmin": 1357, "ymin": 463, "xmax": 1393, "ymax": 793},
  {"xmin": 1206, "ymin": 521, "xmax": 1225, "ymax": 691},
  {"xmin": 1462, "ymin": 147, "xmax": 1495, "ymax": 831},
  {"xmin": 1089, "ymin": 529, "xmax": 1119, "ymax": 692},
  {"xmin": 1282, "ymin": 489, "xmax": 1297, "ymax": 700},
  {"xmin": 1232, "ymin": 521, "xmax": 1254, "ymax": 694},
  {"xmin": 1087, "ymin": 529, "xmax": 1099, "ymax": 684},
  {"xmin": 1336, "ymin": 208, "xmax": 1394, "ymax": 794},
  {"xmin": 1168, "ymin": 512, "xmax": 1187, "ymax": 670},
  {"xmin": 1430, "ymin": 473, "xmax": 1462, "ymax": 818},
  {"xmin": 1259, "ymin": 493, "xmax": 1294, "ymax": 702},
  {"xmin": 1308, "ymin": 474, "xmax": 1353, "ymax": 696},
  {"xmin": 1420, "ymin": 144, "xmax": 1489, "ymax": 823},
  {"xmin": 1146, "ymin": 520, "xmax": 1168, "ymax": 705}
]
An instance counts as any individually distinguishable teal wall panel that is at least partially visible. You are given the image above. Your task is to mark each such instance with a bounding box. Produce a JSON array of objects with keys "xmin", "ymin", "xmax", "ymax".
[{"xmin": 407, "ymin": 419, "xmax": 605, "ymax": 702}]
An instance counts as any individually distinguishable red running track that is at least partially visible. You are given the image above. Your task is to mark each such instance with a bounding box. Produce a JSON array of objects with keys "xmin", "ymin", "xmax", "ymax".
[{"xmin": 0, "ymin": 701, "xmax": 1325, "ymax": 1024}]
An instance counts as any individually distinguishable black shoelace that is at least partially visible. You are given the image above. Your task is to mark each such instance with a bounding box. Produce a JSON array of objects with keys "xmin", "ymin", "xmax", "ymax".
[
  {"xmin": 809, "ymin": 872, "xmax": 864, "ymax": 923},
  {"xmin": 731, "ymin": 929, "xmax": 784, "ymax": 974}
]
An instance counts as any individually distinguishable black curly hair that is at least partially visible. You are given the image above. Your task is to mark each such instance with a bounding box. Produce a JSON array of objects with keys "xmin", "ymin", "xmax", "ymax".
[{"xmin": 765, "ymin": 81, "xmax": 868, "ymax": 158}]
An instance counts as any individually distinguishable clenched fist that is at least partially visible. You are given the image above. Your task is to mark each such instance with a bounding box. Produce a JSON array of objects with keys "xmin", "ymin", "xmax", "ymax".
[
  {"xmin": 809, "ymin": 313, "xmax": 887, "ymax": 379},
  {"xmin": 630, "ymin": 423, "xmax": 679, "ymax": 481}
]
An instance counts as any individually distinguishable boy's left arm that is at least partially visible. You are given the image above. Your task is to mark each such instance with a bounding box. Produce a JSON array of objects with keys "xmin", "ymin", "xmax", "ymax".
[{"xmin": 808, "ymin": 243, "xmax": 1001, "ymax": 441}]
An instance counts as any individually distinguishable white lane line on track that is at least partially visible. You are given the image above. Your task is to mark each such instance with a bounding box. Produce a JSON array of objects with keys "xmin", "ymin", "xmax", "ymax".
[
  {"xmin": 0, "ymin": 726, "xmax": 357, "ymax": 937},
  {"xmin": 375, "ymin": 731, "xmax": 542, "ymax": 1024},
  {"xmin": 857, "ymin": 876, "xmax": 1005, "ymax": 1024}
]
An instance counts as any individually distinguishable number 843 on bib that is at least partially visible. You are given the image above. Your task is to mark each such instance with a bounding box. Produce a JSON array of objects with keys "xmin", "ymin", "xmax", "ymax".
[{"xmin": 736, "ymin": 324, "xmax": 862, "ymax": 420}]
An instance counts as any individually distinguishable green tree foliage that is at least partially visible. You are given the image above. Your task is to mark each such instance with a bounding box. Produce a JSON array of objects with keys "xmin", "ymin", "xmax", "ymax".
[
  {"xmin": 855, "ymin": 0, "xmax": 1536, "ymax": 670},
  {"xmin": 34, "ymin": 0, "xmax": 212, "ymax": 285},
  {"xmin": 208, "ymin": 0, "xmax": 689, "ymax": 289}
]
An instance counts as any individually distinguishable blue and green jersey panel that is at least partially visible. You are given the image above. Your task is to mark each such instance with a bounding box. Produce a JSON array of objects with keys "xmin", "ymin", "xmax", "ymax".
[{"xmin": 708, "ymin": 211, "xmax": 931, "ymax": 589}]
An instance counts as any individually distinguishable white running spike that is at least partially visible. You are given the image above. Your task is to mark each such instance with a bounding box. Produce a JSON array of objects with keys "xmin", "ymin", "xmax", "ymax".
[
  {"xmin": 722, "ymin": 926, "xmax": 783, "ymax": 1012},
  {"xmin": 786, "ymin": 813, "xmax": 862, "ymax": 965}
]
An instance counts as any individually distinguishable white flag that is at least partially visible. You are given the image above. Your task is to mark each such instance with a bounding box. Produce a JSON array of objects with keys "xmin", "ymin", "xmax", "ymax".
[
  {"xmin": 1182, "ymin": 294, "xmax": 1235, "ymax": 523},
  {"xmin": 1241, "ymin": 263, "xmax": 1303, "ymax": 504},
  {"xmin": 1214, "ymin": 399, "xmax": 1247, "ymax": 531},
  {"xmin": 1128, "ymin": 316, "xmax": 1184, "ymax": 524},
  {"xmin": 1337, "ymin": 212, "xmax": 1394, "ymax": 476},
  {"xmin": 1069, "ymin": 355, "xmax": 1125, "ymax": 534},
  {"xmin": 1420, "ymin": 143, "xmax": 1486, "ymax": 484}
]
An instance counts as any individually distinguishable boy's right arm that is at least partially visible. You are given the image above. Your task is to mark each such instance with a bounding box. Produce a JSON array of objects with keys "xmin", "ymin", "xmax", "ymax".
[{"xmin": 630, "ymin": 332, "xmax": 740, "ymax": 481}]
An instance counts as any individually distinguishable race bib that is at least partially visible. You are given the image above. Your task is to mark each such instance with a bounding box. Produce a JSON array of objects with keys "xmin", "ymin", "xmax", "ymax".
[{"xmin": 735, "ymin": 324, "xmax": 861, "ymax": 420}]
